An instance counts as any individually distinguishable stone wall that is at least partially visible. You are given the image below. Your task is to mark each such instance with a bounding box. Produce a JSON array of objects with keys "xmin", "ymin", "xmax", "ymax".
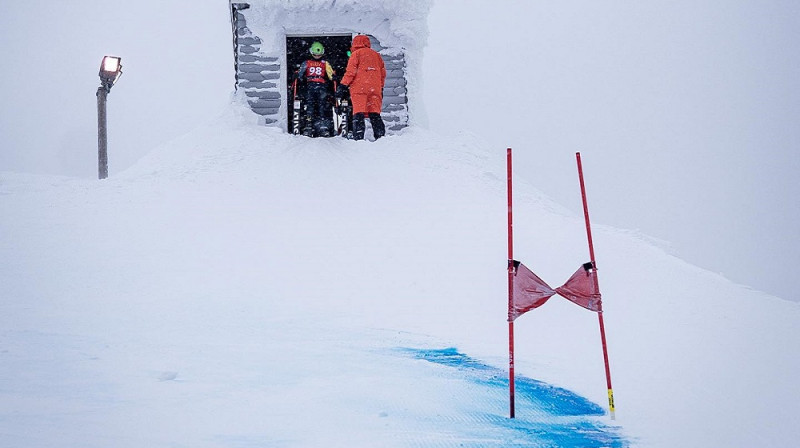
[
  {"xmin": 368, "ymin": 36, "xmax": 409, "ymax": 132},
  {"xmin": 231, "ymin": 5, "xmax": 282, "ymax": 124}
]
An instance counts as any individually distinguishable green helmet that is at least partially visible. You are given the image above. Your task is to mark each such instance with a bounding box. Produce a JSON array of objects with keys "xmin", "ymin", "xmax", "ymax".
[{"xmin": 309, "ymin": 42, "xmax": 325, "ymax": 56}]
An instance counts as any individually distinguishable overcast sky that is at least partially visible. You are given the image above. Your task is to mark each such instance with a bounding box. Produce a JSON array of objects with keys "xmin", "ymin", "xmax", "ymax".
[
  {"xmin": 1, "ymin": 1, "xmax": 797, "ymax": 301},
  {"xmin": 424, "ymin": 0, "xmax": 800, "ymax": 302}
]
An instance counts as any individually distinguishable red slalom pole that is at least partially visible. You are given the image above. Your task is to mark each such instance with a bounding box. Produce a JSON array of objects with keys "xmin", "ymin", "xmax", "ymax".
[
  {"xmin": 507, "ymin": 148, "xmax": 516, "ymax": 419},
  {"xmin": 576, "ymin": 152, "xmax": 616, "ymax": 420}
]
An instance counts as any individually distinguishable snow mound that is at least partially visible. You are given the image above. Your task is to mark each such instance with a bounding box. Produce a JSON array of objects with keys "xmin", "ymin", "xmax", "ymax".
[{"xmin": 1, "ymin": 107, "xmax": 799, "ymax": 447}]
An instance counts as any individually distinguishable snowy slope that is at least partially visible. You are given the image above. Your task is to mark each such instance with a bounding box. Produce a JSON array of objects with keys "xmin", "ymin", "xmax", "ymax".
[{"xmin": 2, "ymin": 104, "xmax": 799, "ymax": 447}]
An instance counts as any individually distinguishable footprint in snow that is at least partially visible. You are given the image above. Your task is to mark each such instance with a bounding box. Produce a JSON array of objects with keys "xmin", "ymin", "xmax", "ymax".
[{"xmin": 157, "ymin": 371, "xmax": 179, "ymax": 382}]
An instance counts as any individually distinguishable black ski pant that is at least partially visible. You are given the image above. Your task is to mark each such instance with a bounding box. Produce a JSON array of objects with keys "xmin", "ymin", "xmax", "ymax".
[
  {"xmin": 303, "ymin": 83, "xmax": 333, "ymax": 136},
  {"xmin": 352, "ymin": 113, "xmax": 385, "ymax": 141}
]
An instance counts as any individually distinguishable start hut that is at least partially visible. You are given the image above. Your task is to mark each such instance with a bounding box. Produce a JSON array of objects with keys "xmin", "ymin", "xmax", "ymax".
[{"xmin": 228, "ymin": 0, "xmax": 431, "ymax": 136}]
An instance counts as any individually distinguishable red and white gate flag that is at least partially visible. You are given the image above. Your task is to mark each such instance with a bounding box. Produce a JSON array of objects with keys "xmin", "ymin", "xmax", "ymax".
[
  {"xmin": 555, "ymin": 262, "xmax": 602, "ymax": 312},
  {"xmin": 509, "ymin": 260, "xmax": 556, "ymax": 321},
  {"xmin": 510, "ymin": 261, "xmax": 603, "ymax": 321}
]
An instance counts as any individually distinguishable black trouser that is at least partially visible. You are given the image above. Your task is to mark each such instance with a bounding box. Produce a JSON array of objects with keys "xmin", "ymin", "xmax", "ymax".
[
  {"xmin": 352, "ymin": 113, "xmax": 385, "ymax": 140},
  {"xmin": 303, "ymin": 83, "xmax": 332, "ymax": 136}
]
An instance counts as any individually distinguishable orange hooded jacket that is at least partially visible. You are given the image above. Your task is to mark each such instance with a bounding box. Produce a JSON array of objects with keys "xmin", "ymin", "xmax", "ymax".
[{"xmin": 340, "ymin": 35, "xmax": 386, "ymax": 111}]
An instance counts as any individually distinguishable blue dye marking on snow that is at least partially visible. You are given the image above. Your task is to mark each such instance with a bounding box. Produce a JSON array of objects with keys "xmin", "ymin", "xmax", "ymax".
[
  {"xmin": 399, "ymin": 347, "xmax": 629, "ymax": 447},
  {"xmin": 406, "ymin": 347, "xmax": 602, "ymax": 416}
]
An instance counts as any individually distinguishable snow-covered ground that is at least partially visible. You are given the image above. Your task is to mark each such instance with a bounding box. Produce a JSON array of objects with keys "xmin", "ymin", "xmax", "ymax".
[{"xmin": 2, "ymin": 105, "xmax": 799, "ymax": 447}]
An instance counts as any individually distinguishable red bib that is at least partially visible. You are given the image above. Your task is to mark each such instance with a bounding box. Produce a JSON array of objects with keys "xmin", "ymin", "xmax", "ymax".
[{"xmin": 305, "ymin": 60, "xmax": 328, "ymax": 83}]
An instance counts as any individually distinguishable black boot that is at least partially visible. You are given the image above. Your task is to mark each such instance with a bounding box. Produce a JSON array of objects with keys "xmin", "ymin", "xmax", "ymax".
[
  {"xmin": 352, "ymin": 113, "xmax": 366, "ymax": 140},
  {"xmin": 368, "ymin": 113, "xmax": 385, "ymax": 139}
]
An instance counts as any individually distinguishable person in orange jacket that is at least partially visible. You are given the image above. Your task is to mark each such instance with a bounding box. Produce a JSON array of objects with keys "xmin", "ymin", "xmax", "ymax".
[{"xmin": 337, "ymin": 34, "xmax": 386, "ymax": 140}]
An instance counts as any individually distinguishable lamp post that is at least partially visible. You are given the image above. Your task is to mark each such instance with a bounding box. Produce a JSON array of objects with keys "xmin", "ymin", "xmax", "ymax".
[{"xmin": 97, "ymin": 55, "xmax": 122, "ymax": 179}]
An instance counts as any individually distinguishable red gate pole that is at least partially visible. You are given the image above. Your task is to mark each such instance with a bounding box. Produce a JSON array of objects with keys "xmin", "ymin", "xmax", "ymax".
[
  {"xmin": 507, "ymin": 148, "xmax": 516, "ymax": 419},
  {"xmin": 576, "ymin": 152, "xmax": 616, "ymax": 420}
]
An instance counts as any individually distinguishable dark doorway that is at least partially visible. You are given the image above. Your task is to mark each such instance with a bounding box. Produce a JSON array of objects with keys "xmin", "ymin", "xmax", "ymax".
[{"xmin": 286, "ymin": 34, "xmax": 353, "ymax": 135}]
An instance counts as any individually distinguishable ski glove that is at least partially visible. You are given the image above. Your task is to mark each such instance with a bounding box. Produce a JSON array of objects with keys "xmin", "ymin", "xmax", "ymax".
[{"xmin": 336, "ymin": 84, "xmax": 349, "ymax": 99}]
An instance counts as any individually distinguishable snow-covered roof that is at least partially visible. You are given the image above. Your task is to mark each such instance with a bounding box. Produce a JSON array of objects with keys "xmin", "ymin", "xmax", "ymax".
[{"xmin": 243, "ymin": 0, "xmax": 431, "ymax": 51}]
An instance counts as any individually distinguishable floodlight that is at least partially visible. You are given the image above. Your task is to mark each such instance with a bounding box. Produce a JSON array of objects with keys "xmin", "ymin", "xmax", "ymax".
[
  {"xmin": 96, "ymin": 55, "xmax": 123, "ymax": 179},
  {"xmin": 99, "ymin": 55, "xmax": 123, "ymax": 90}
]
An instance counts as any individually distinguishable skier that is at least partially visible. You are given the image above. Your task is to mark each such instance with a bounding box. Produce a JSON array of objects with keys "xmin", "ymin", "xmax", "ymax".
[
  {"xmin": 297, "ymin": 41, "xmax": 335, "ymax": 137},
  {"xmin": 337, "ymin": 35, "xmax": 386, "ymax": 141}
]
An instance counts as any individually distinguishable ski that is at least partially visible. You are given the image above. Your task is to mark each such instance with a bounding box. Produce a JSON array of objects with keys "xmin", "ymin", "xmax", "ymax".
[
  {"xmin": 334, "ymin": 83, "xmax": 353, "ymax": 139},
  {"xmin": 336, "ymin": 97, "xmax": 349, "ymax": 138},
  {"xmin": 292, "ymin": 78, "xmax": 301, "ymax": 135}
]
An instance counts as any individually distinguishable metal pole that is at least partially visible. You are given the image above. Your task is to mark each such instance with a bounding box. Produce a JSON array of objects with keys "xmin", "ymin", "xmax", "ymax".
[
  {"xmin": 576, "ymin": 152, "xmax": 616, "ymax": 420},
  {"xmin": 97, "ymin": 86, "xmax": 108, "ymax": 180},
  {"xmin": 507, "ymin": 147, "xmax": 515, "ymax": 419}
]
